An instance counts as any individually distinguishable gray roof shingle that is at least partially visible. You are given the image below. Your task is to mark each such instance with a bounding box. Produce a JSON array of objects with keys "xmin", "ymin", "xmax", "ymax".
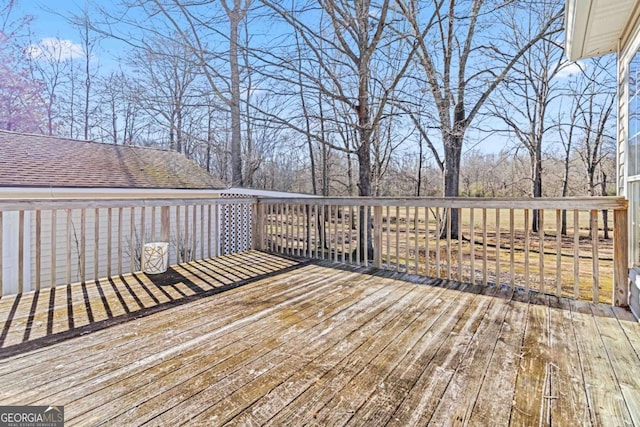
[{"xmin": 0, "ymin": 130, "xmax": 225, "ymax": 190}]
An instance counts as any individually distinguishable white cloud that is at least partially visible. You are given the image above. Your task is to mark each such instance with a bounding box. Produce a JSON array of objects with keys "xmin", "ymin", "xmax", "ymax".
[
  {"xmin": 27, "ymin": 38, "xmax": 84, "ymax": 61},
  {"xmin": 556, "ymin": 60, "xmax": 586, "ymax": 79}
]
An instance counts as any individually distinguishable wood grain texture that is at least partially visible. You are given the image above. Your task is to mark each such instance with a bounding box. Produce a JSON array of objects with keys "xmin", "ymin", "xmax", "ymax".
[{"xmin": 0, "ymin": 252, "xmax": 637, "ymax": 427}]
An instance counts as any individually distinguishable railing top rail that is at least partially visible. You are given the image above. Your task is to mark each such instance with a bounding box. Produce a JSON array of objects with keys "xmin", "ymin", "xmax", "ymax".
[
  {"xmin": 256, "ymin": 196, "xmax": 628, "ymax": 210},
  {"xmin": 0, "ymin": 197, "xmax": 256, "ymax": 211}
]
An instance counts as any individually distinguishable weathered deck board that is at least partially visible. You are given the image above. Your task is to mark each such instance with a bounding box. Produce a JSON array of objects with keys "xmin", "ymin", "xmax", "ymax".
[
  {"xmin": 466, "ymin": 291, "xmax": 530, "ymax": 427},
  {"xmin": 511, "ymin": 294, "xmax": 552, "ymax": 426},
  {"xmin": 547, "ymin": 297, "xmax": 591, "ymax": 426},
  {"xmin": 571, "ymin": 300, "xmax": 634, "ymax": 426},
  {"xmin": 0, "ymin": 251, "xmax": 637, "ymax": 426}
]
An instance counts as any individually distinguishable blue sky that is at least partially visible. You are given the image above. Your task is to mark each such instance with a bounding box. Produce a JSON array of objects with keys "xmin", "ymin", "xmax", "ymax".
[{"xmin": 19, "ymin": 1, "xmax": 124, "ymax": 69}]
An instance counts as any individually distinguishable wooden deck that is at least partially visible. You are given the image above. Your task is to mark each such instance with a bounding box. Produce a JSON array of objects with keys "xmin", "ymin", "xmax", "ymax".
[{"xmin": 0, "ymin": 251, "xmax": 639, "ymax": 426}]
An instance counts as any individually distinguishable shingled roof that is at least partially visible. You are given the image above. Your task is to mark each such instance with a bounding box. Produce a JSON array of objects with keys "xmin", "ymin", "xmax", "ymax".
[{"xmin": 0, "ymin": 130, "xmax": 225, "ymax": 189}]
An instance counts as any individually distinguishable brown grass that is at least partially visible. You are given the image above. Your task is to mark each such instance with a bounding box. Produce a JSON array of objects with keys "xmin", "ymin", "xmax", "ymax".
[{"xmin": 265, "ymin": 206, "xmax": 615, "ymax": 304}]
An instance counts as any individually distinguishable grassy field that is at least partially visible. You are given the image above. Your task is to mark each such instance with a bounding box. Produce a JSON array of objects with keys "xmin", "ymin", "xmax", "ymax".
[{"xmin": 265, "ymin": 206, "xmax": 615, "ymax": 304}]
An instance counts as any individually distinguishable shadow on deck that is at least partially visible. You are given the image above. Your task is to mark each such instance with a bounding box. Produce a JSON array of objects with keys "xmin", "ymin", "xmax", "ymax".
[
  {"xmin": 0, "ymin": 251, "xmax": 638, "ymax": 426},
  {"xmin": 0, "ymin": 251, "xmax": 306, "ymax": 358}
]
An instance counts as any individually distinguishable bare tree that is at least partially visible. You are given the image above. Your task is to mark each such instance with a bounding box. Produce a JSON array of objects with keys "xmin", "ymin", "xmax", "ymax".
[
  {"xmin": 259, "ymin": 0, "xmax": 419, "ymax": 258},
  {"xmin": 397, "ymin": 0, "xmax": 563, "ymax": 237},
  {"xmin": 130, "ymin": 34, "xmax": 197, "ymax": 153},
  {"xmin": 488, "ymin": 2, "xmax": 566, "ymax": 231}
]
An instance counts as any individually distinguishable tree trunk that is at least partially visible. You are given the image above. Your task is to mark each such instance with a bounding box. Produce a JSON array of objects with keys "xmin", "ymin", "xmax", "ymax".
[
  {"xmin": 531, "ymin": 140, "xmax": 543, "ymax": 233},
  {"xmin": 229, "ymin": 9, "xmax": 243, "ymax": 186},
  {"xmin": 443, "ymin": 134, "xmax": 462, "ymax": 239},
  {"xmin": 602, "ymin": 170, "xmax": 609, "ymax": 239}
]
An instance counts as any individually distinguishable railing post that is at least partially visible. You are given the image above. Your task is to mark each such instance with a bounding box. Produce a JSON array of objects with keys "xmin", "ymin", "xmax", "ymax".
[
  {"xmin": 614, "ymin": 207, "xmax": 629, "ymax": 307},
  {"xmin": 160, "ymin": 206, "xmax": 170, "ymax": 242},
  {"xmin": 252, "ymin": 199, "xmax": 264, "ymax": 251},
  {"xmin": 374, "ymin": 205, "xmax": 382, "ymax": 269}
]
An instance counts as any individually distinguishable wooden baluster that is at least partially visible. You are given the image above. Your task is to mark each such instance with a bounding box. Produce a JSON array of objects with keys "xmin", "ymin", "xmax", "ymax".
[
  {"xmin": 151, "ymin": 206, "xmax": 156, "ymax": 242},
  {"xmin": 95, "ymin": 208, "xmax": 100, "ymax": 281},
  {"xmin": 117, "ymin": 208, "xmax": 123, "ymax": 276},
  {"xmin": 129, "ymin": 207, "xmax": 134, "ymax": 273},
  {"xmin": 285, "ymin": 203, "xmax": 291, "ymax": 255},
  {"xmin": 458, "ymin": 208, "xmax": 463, "ymax": 282},
  {"xmin": 524, "ymin": 209, "xmax": 530, "ymax": 293},
  {"xmin": 361, "ymin": 206, "xmax": 367, "ymax": 268},
  {"xmin": 386, "ymin": 206, "xmax": 390, "ymax": 268},
  {"xmin": 306, "ymin": 205, "xmax": 312, "ymax": 258},
  {"xmin": 192, "ymin": 204, "xmax": 197, "ymax": 259},
  {"xmin": 496, "ymin": 208, "xmax": 500, "ymax": 287},
  {"xmin": 509, "ymin": 209, "xmax": 515, "ymax": 289},
  {"xmin": 539, "ymin": 209, "xmax": 545, "ymax": 294},
  {"xmin": 51, "ymin": 210, "xmax": 57, "ymax": 287},
  {"xmin": 349, "ymin": 206, "xmax": 354, "ymax": 264},
  {"xmin": 19, "ymin": 210, "xmax": 24, "ymax": 293},
  {"xmin": 35, "ymin": 210, "xmax": 41, "ymax": 290},
  {"xmin": 208, "ymin": 204, "xmax": 212, "ymax": 258},
  {"xmin": 482, "ymin": 208, "xmax": 487, "ymax": 287},
  {"xmin": 107, "ymin": 208, "xmax": 112, "ymax": 278},
  {"xmin": 469, "ymin": 208, "xmax": 475, "ymax": 285},
  {"xmin": 591, "ymin": 210, "xmax": 599, "ymax": 304},
  {"xmin": 556, "ymin": 210, "xmax": 562, "ymax": 297},
  {"xmin": 139, "ymin": 207, "xmax": 145, "ymax": 271},
  {"xmin": 405, "ymin": 206, "xmax": 410, "ymax": 272},
  {"xmin": 374, "ymin": 205, "xmax": 383, "ymax": 269},
  {"xmin": 342, "ymin": 206, "xmax": 346, "ymax": 264},
  {"xmin": 356, "ymin": 205, "xmax": 361, "ymax": 266},
  {"xmin": 184, "ymin": 205, "xmax": 190, "ymax": 260},
  {"xmin": 176, "ymin": 206, "xmax": 181, "ymax": 263},
  {"xmin": 161, "ymin": 206, "xmax": 170, "ymax": 261},
  {"xmin": 200, "ymin": 204, "xmax": 205, "ymax": 259},
  {"xmin": 297, "ymin": 204, "xmax": 302, "ymax": 257},
  {"xmin": 435, "ymin": 207, "xmax": 441, "ymax": 278},
  {"xmin": 446, "ymin": 207, "xmax": 452, "ymax": 280},
  {"xmin": 424, "ymin": 206, "xmax": 430, "ymax": 277},
  {"xmin": 396, "ymin": 206, "xmax": 400, "ymax": 272},
  {"xmin": 213, "ymin": 203, "xmax": 220, "ymax": 257},
  {"xmin": 415, "ymin": 208, "xmax": 420, "ymax": 274}
]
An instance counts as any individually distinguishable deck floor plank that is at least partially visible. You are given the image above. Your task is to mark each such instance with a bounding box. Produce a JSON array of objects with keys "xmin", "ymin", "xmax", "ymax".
[
  {"xmin": 1, "ymin": 265, "xmax": 335, "ymax": 405},
  {"xmin": 591, "ymin": 304, "xmax": 640, "ymax": 425},
  {"xmin": 278, "ymin": 282, "xmax": 465, "ymax": 425},
  {"xmin": 382, "ymin": 284, "xmax": 496, "ymax": 426},
  {"xmin": 0, "ymin": 260, "xmax": 321, "ymax": 378},
  {"xmin": 0, "ymin": 253, "xmax": 307, "ymax": 372},
  {"xmin": 546, "ymin": 296, "xmax": 592, "ymax": 426},
  {"xmin": 0, "ymin": 251, "xmax": 637, "ymax": 427},
  {"xmin": 293, "ymin": 280, "xmax": 459, "ymax": 427},
  {"xmin": 464, "ymin": 291, "xmax": 530, "ymax": 427},
  {"xmin": 70, "ymin": 271, "xmax": 383, "ymax": 425},
  {"xmin": 141, "ymin": 273, "xmax": 416, "ymax": 426},
  {"xmin": 571, "ymin": 300, "xmax": 634, "ymax": 426},
  {"xmin": 427, "ymin": 287, "xmax": 517, "ymax": 427},
  {"xmin": 510, "ymin": 294, "xmax": 552, "ymax": 426}
]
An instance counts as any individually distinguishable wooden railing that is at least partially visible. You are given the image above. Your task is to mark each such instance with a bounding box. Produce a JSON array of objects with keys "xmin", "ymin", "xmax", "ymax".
[
  {"xmin": 0, "ymin": 195, "xmax": 630, "ymax": 307},
  {"xmin": 0, "ymin": 197, "xmax": 254, "ymax": 297},
  {"xmin": 255, "ymin": 197, "xmax": 629, "ymax": 306}
]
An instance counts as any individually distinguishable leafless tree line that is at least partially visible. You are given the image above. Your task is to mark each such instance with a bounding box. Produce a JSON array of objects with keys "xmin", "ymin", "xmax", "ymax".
[{"xmin": 6, "ymin": 0, "xmax": 617, "ymax": 243}]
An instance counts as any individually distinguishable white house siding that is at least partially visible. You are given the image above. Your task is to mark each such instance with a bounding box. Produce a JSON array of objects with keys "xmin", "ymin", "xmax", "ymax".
[
  {"xmin": 618, "ymin": 52, "xmax": 628, "ymax": 197},
  {"xmin": 620, "ymin": 11, "xmax": 640, "ymax": 317}
]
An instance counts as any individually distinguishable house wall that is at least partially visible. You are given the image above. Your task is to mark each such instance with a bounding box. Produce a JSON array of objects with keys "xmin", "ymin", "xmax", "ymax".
[{"xmin": 619, "ymin": 8, "xmax": 640, "ymax": 317}]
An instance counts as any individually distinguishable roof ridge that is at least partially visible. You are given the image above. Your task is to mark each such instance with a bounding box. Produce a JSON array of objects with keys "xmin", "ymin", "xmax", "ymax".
[{"xmin": 0, "ymin": 129, "xmax": 176, "ymax": 154}]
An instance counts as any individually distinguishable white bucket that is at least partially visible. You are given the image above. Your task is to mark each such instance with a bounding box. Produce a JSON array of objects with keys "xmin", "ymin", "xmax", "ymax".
[{"xmin": 142, "ymin": 242, "xmax": 169, "ymax": 274}]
